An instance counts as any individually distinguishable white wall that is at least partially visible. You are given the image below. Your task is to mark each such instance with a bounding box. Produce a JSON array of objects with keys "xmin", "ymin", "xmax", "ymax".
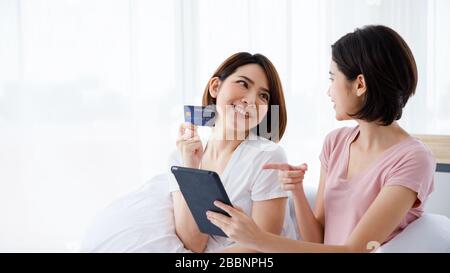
[{"xmin": 0, "ymin": 0, "xmax": 180, "ymax": 252}]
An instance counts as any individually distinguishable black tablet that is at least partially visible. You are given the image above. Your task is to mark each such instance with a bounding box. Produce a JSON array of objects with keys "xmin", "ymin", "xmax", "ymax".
[{"xmin": 170, "ymin": 166, "xmax": 233, "ymax": 237}]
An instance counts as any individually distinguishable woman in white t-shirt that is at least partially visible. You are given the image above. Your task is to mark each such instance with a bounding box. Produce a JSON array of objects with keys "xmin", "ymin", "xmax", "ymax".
[
  {"xmin": 81, "ymin": 52, "xmax": 296, "ymax": 253},
  {"xmin": 170, "ymin": 52, "xmax": 296, "ymax": 252}
]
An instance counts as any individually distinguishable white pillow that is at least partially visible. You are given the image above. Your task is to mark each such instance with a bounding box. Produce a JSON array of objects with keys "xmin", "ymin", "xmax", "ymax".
[
  {"xmin": 377, "ymin": 213, "xmax": 450, "ymax": 253},
  {"xmin": 81, "ymin": 173, "xmax": 190, "ymax": 252}
]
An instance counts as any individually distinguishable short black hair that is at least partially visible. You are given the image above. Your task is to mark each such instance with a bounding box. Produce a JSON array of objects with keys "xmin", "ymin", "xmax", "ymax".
[{"xmin": 331, "ymin": 25, "xmax": 418, "ymax": 126}]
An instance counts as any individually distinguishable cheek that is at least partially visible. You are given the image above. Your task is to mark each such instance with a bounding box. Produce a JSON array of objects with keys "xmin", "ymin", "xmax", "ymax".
[
  {"xmin": 329, "ymin": 84, "xmax": 338, "ymax": 98},
  {"xmin": 348, "ymin": 96, "xmax": 364, "ymax": 112},
  {"xmin": 330, "ymin": 82, "xmax": 348, "ymax": 102},
  {"xmin": 215, "ymin": 86, "xmax": 240, "ymax": 106},
  {"xmin": 214, "ymin": 89, "xmax": 232, "ymax": 115},
  {"xmin": 215, "ymin": 91, "xmax": 227, "ymax": 106},
  {"xmin": 257, "ymin": 105, "xmax": 268, "ymax": 121}
]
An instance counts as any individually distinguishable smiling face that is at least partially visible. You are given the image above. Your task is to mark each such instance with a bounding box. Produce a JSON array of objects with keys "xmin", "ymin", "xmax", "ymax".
[
  {"xmin": 208, "ymin": 64, "xmax": 270, "ymax": 136},
  {"xmin": 327, "ymin": 60, "xmax": 365, "ymax": 121}
]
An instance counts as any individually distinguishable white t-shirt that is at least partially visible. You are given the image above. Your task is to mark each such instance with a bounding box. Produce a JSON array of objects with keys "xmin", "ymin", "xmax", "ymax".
[{"xmin": 168, "ymin": 132, "xmax": 297, "ymax": 251}]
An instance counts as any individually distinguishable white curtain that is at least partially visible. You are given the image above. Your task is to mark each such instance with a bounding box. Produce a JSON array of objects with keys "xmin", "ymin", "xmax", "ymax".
[{"xmin": 0, "ymin": 0, "xmax": 449, "ymax": 251}]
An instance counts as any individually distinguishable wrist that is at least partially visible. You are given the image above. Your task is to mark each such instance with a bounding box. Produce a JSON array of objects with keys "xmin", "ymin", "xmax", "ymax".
[
  {"xmin": 182, "ymin": 160, "xmax": 200, "ymax": 169},
  {"xmin": 291, "ymin": 186, "xmax": 305, "ymax": 199},
  {"xmin": 253, "ymin": 230, "xmax": 271, "ymax": 252}
]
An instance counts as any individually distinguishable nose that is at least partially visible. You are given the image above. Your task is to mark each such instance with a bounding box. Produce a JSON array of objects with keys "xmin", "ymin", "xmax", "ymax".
[
  {"xmin": 241, "ymin": 90, "xmax": 257, "ymax": 106},
  {"xmin": 326, "ymin": 87, "xmax": 331, "ymax": 97}
]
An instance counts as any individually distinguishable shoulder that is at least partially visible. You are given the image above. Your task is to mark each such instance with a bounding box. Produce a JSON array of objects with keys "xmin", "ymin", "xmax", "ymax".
[
  {"xmin": 384, "ymin": 137, "xmax": 436, "ymax": 203},
  {"xmin": 321, "ymin": 126, "xmax": 357, "ymax": 152},
  {"xmin": 244, "ymin": 134, "xmax": 287, "ymax": 163},
  {"xmin": 393, "ymin": 138, "xmax": 436, "ymax": 170},
  {"xmin": 407, "ymin": 137, "xmax": 434, "ymax": 157},
  {"xmin": 324, "ymin": 126, "xmax": 357, "ymax": 145}
]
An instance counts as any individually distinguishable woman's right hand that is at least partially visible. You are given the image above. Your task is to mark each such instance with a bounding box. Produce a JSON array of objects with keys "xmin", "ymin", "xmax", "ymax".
[
  {"xmin": 262, "ymin": 163, "xmax": 308, "ymax": 192},
  {"xmin": 176, "ymin": 122, "xmax": 203, "ymax": 169}
]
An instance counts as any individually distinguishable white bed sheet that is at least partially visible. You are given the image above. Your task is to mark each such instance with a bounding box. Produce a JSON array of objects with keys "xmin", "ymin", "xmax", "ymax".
[{"xmin": 81, "ymin": 173, "xmax": 190, "ymax": 252}]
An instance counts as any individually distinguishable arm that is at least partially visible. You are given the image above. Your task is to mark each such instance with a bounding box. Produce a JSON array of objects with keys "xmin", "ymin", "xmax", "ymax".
[
  {"xmin": 218, "ymin": 197, "xmax": 287, "ymax": 253},
  {"xmin": 172, "ymin": 191, "xmax": 209, "ymax": 253},
  {"xmin": 208, "ymin": 185, "xmax": 417, "ymax": 252},
  {"xmin": 262, "ymin": 162, "xmax": 325, "ymax": 243},
  {"xmin": 172, "ymin": 123, "xmax": 209, "ymax": 252},
  {"xmin": 292, "ymin": 166, "xmax": 326, "ymax": 243}
]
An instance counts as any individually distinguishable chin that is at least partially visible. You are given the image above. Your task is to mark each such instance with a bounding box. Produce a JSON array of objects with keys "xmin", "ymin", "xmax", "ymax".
[
  {"xmin": 335, "ymin": 113, "xmax": 353, "ymax": 121},
  {"xmin": 224, "ymin": 124, "xmax": 253, "ymax": 139},
  {"xmin": 335, "ymin": 113, "xmax": 345, "ymax": 121}
]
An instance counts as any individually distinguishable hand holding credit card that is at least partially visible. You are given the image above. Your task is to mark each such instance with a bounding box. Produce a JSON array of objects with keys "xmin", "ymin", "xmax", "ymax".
[{"xmin": 184, "ymin": 105, "xmax": 216, "ymax": 127}]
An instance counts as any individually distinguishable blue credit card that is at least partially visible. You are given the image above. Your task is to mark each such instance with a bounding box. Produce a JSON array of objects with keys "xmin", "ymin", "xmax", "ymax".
[{"xmin": 184, "ymin": 105, "xmax": 216, "ymax": 126}]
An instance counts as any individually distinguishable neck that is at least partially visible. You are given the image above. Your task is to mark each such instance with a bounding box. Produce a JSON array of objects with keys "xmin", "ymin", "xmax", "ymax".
[
  {"xmin": 207, "ymin": 124, "xmax": 247, "ymax": 159},
  {"xmin": 355, "ymin": 120, "xmax": 409, "ymax": 151}
]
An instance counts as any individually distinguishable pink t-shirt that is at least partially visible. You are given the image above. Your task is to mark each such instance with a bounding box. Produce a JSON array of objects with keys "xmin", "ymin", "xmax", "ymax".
[{"xmin": 319, "ymin": 126, "xmax": 435, "ymax": 245}]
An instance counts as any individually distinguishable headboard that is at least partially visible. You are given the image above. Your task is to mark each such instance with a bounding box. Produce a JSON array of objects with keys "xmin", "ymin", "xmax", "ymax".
[{"xmin": 413, "ymin": 135, "xmax": 450, "ymax": 173}]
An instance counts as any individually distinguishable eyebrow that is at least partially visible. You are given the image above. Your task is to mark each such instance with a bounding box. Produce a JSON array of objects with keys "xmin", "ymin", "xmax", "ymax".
[
  {"xmin": 329, "ymin": 71, "xmax": 335, "ymax": 75},
  {"xmin": 238, "ymin": 75, "xmax": 270, "ymax": 93}
]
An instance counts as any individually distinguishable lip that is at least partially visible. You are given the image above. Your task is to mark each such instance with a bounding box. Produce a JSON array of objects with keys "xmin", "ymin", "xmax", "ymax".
[{"xmin": 232, "ymin": 104, "xmax": 251, "ymax": 119}]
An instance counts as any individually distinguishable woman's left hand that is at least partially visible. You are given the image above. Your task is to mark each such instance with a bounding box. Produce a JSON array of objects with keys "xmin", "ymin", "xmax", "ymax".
[{"xmin": 206, "ymin": 201, "xmax": 266, "ymax": 250}]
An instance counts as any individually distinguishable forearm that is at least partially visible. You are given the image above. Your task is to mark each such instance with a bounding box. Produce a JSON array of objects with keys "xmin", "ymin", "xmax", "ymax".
[
  {"xmin": 291, "ymin": 188, "xmax": 324, "ymax": 243},
  {"xmin": 217, "ymin": 244, "xmax": 260, "ymax": 253},
  {"xmin": 256, "ymin": 231, "xmax": 354, "ymax": 253},
  {"xmin": 172, "ymin": 192, "xmax": 209, "ymax": 252}
]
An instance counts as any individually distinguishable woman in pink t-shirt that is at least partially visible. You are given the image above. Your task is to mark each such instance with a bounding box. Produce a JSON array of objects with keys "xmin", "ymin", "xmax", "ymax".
[{"xmin": 206, "ymin": 25, "xmax": 436, "ymax": 252}]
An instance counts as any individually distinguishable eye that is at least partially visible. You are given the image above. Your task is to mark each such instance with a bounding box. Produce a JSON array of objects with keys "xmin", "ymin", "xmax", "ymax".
[
  {"xmin": 329, "ymin": 77, "xmax": 334, "ymax": 82},
  {"xmin": 259, "ymin": 92, "xmax": 270, "ymax": 102},
  {"xmin": 237, "ymin": 80, "xmax": 248, "ymax": 88}
]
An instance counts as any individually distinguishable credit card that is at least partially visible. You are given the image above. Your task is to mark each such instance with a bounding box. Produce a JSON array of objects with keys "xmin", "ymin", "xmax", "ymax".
[{"xmin": 184, "ymin": 105, "xmax": 216, "ymax": 126}]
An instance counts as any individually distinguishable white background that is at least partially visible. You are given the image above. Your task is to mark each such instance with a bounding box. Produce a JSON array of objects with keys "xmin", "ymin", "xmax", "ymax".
[{"xmin": 0, "ymin": 0, "xmax": 449, "ymax": 251}]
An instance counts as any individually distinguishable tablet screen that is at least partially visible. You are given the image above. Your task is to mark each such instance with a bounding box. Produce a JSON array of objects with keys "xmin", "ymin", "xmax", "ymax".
[{"xmin": 171, "ymin": 166, "xmax": 233, "ymax": 237}]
